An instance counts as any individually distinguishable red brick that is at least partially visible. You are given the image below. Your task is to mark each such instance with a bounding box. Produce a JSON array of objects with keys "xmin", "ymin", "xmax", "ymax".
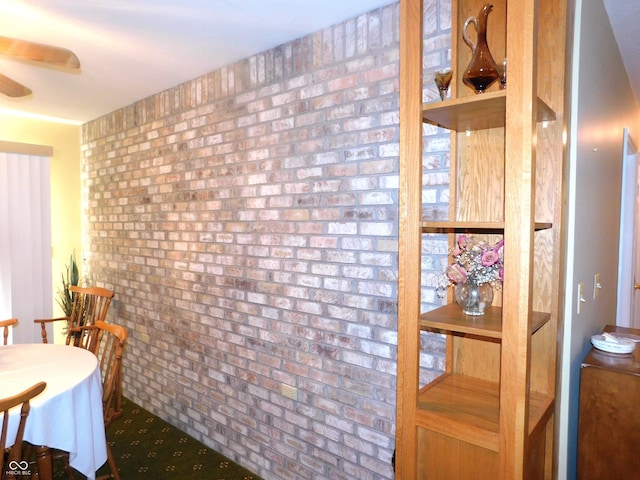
[{"xmin": 78, "ymin": 2, "xmax": 451, "ymax": 480}]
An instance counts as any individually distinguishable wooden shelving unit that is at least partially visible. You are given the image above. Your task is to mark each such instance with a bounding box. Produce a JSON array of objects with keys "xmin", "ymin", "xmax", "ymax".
[{"xmin": 395, "ymin": 0, "xmax": 567, "ymax": 478}]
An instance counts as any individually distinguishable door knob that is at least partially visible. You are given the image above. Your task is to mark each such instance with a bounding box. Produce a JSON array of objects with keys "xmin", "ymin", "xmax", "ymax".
[{"xmin": 635, "ymin": 283, "xmax": 640, "ymax": 290}]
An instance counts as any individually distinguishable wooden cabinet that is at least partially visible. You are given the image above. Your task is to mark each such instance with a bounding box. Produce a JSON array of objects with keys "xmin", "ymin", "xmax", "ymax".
[
  {"xmin": 577, "ymin": 325, "xmax": 640, "ymax": 479},
  {"xmin": 395, "ymin": 0, "xmax": 567, "ymax": 479}
]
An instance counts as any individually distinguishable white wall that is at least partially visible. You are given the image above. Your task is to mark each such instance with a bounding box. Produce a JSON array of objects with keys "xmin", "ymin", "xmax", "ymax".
[{"xmin": 558, "ymin": 0, "xmax": 640, "ymax": 478}]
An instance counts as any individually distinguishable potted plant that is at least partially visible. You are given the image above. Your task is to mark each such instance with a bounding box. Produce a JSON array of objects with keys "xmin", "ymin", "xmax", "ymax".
[{"xmin": 57, "ymin": 251, "xmax": 80, "ymax": 317}]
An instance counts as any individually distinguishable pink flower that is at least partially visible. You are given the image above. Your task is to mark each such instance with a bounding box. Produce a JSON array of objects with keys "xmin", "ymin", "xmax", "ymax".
[
  {"xmin": 481, "ymin": 250, "xmax": 500, "ymax": 266},
  {"xmin": 445, "ymin": 235, "xmax": 504, "ymax": 287},
  {"xmin": 446, "ymin": 264, "xmax": 467, "ymax": 284}
]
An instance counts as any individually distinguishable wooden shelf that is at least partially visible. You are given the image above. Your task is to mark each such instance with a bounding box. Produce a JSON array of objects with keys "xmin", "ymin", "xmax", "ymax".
[
  {"xmin": 416, "ymin": 374, "xmax": 555, "ymax": 452},
  {"xmin": 420, "ymin": 303, "xmax": 551, "ymax": 339},
  {"xmin": 421, "ymin": 221, "xmax": 553, "ymax": 233},
  {"xmin": 422, "ymin": 90, "xmax": 556, "ymax": 131},
  {"xmin": 397, "ymin": 0, "xmax": 565, "ymax": 476}
]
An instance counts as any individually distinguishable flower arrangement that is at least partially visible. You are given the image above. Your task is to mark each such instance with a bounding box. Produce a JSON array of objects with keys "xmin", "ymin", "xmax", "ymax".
[{"xmin": 445, "ymin": 235, "xmax": 504, "ymax": 288}]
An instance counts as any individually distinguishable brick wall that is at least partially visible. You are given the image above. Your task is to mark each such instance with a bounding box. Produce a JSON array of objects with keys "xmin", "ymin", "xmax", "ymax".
[{"xmin": 81, "ymin": 2, "xmax": 450, "ymax": 479}]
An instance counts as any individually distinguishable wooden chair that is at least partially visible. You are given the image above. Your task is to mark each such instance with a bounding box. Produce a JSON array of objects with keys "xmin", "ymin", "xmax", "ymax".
[
  {"xmin": 0, "ymin": 318, "xmax": 18, "ymax": 345},
  {"xmin": 56, "ymin": 321, "xmax": 127, "ymax": 480},
  {"xmin": 0, "ymin": 381, "xmax": 48, "ymax": 480},
  {"xmin": 34, "ymin": 286, "xmax": 114, "ymax": 345},
  {"xmin": 35, "ymin": 286, "xmax": 123, "ymax": 432}
]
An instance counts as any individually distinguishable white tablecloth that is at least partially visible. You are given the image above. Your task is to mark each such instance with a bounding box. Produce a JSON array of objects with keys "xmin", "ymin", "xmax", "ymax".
[{"xmin": 0, "ymin": 343, "xmax": 108, "ymax": 480}]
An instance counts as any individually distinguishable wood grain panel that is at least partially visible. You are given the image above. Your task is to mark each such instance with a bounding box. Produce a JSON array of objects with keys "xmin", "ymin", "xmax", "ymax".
[
  {"xmin": 456, "ymin": 127, "xmax": 505, "ymax": 222},
  {"xmin": 530, "ymin": 320, "xmax": 554, "ymax": 395},
  {"xmin": 533, "ymin": 229, "xmax": 554, "ymax": 312},
  {"xmin": 418, "ymin": 428, "xmax": 499, "ymax": 479},
  {"xmin": 395, "ymin": 0, "xmax": 424, "ymax": 478},
  {"xmin": 453, "ymin": 335, "xmax": 501, "ymax": 382}
]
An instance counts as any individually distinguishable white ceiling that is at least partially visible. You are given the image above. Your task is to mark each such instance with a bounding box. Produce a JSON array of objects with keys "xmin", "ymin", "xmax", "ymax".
[
  {"xmin": 0, "ymin": 1, "xmax": 636, "ymax": 125},
  {"xmin": 0, "ymin": 0, "xmax": 394, "ymax": 124}
]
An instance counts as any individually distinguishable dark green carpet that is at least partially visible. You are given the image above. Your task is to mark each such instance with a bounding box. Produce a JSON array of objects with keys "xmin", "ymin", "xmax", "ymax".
[{"xmin": 55, "ymin": 398, "xmax": 262, "ymax": 480}]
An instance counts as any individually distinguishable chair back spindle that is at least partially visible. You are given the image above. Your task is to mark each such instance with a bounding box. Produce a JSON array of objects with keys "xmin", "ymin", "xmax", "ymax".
[
  {"xmin": 34, "ymin": 287, "xmax": 114, "ymax": 345},
  {"xmin": 0, "ymin": 318, "xmax": 18, "ymax": 345}
]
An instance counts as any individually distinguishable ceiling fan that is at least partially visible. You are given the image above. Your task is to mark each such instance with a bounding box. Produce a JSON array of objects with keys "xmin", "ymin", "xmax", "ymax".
[{"xmin": 0, "ymin": 35, "xmax": 80, "ymax": 98}]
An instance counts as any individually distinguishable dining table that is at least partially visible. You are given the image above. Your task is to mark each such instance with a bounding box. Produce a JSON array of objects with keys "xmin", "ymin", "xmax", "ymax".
[{"xmin": 0, "ymin": 343, "xmax": 108, "ymax": 480}]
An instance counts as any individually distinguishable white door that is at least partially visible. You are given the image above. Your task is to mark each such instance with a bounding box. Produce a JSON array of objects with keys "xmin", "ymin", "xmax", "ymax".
[
  {"xmin": 617, "ymin": 129, "xmax": 640, "ymax": 328},
  {"xmin": 634, "ymin": 155, "xmax": 640, "ymax": 329}
]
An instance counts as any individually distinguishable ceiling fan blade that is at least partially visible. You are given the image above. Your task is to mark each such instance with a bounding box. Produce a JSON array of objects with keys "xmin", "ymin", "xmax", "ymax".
[
  {"xmin": 0, "ymin": 73, "xmax": 32, "ymax": 97},
  {"xmin": 0, "ymin": 36, "xmax": 80, "ymax": 69}
]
